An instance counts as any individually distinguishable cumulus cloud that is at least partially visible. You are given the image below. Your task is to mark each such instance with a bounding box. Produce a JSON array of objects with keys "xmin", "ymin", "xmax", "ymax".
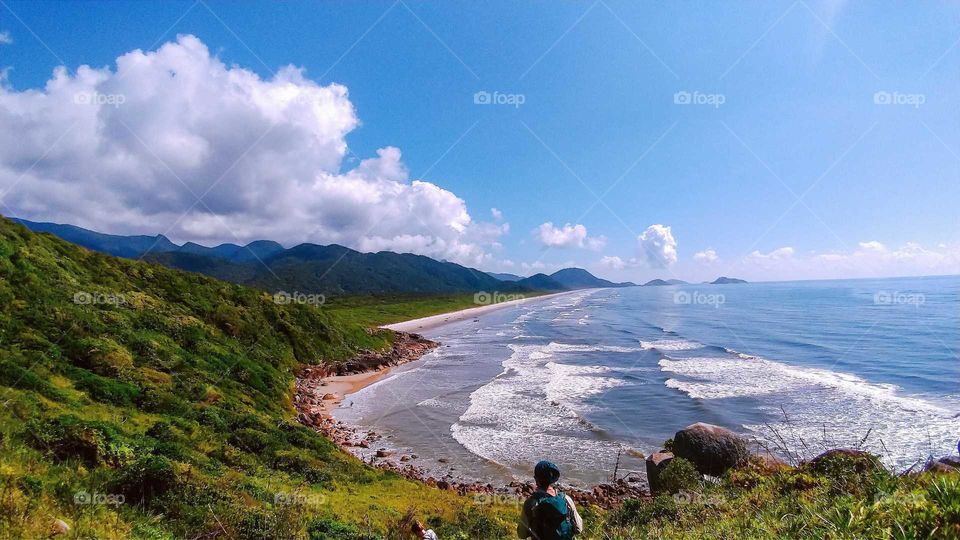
[
  {"xmin": 637, "ymin": 224, "xmax": 677, "ymax": 268},
  {"xmin": 693, "ymin": 248, "xmax": 719, "ymax": 264},
  {"xmin": 491, "ymin": 208, "xmax": 503, "ymax": 221},
  {"xmin": 0, "ymin": 35, "xmax": 506, "ymax": 266},
  {"xmin": 534, "ymin": 222, "xmax": 606, "ymax": 250},
  {"xmin": 0, "ymin": 31, "xmax": 12, "ymax": 45},
  {"xmin": 599, "ymin": 255, "xmax": 626, "ymax": 270}
]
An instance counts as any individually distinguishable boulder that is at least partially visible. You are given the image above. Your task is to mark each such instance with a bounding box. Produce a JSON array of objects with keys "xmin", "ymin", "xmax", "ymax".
[
  {"xmin": 51, "ymin": 520, "xmax": 70, "ymax": 536},
  {"xmin": 645, "ymin": 451, "xmax": 674, "ymax": 495},
  {"xmin": 925, "ymin": 456, "xmax": 960, "ymax": 473},
  {"xmin": 672, "ymin": 423, "xmax": 749, "ymax": 476},
  {"xmin": 938, "ymin": 456, "xmax": 960, "ymax": 469}
]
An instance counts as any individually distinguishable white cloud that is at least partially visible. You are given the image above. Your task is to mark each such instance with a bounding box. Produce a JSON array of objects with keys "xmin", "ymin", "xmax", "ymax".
[
  {"xmin": 747, "ymin": 246, "xmax": 795, "ymax": 262},
  {"xmin": 857, "ymin": 240, "xmax": 886, "ymax": 252},
  {"xmin": 0, "ymin": 31, "xmax": 12, "ymax": 45},
  {"xmin": 521, "ymin": 261, "xmax": 546, "ymax": 272},
  {"xmin": 534, "ymin": 222, "xmax": 605, "ymax": 250},
  {"xmin": 491, "ymin": 207, "xmax": 503, "ymax": 221},
  {"xmin": 637, "ymin": 224, "xmax": 677, "ymax": 268},
  {"xmin": 0, "ymin": 35, "xmax": 507, "ymax": 266},
  {"xmin": 734, "ymin": 242, "xmax": 960, "ymax": 280},
  {"xmin": 693, "ymin": 248, "xmax": 719, "ymax": 263},
  {"xmin": 599, "ymin": 255, "xmax": 626, "ymax": 270}
]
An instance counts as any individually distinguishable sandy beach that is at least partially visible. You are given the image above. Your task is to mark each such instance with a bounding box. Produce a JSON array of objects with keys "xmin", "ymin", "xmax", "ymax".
[
  {"xmin": 309, "ymin": 368, "xmax": 396, "ymax": 417},
  {"xmin": 382, "ymin": 290, "xmax": 578, "ymax": 333},
  {"xmin": 307, "ymin": 289, "xmax": 583, "ymax": 418}
]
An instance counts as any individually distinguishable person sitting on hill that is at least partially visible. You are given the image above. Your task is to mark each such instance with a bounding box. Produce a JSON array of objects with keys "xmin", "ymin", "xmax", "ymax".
[
  {"xmin": 517, "ymin": 460, "xmax": 583, "ymax": 539},
  {"xmin": 412, "ymin": 520, "xmax": 438, "ymax": 540}
]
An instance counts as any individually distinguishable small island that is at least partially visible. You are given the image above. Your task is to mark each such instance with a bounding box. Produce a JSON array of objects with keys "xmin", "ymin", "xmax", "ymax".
[
  {"xmin": 643, "ymin": 278, "xmax": 688, "ymax": 286},
  {"xmin": 711, "ymin": 276, "xmax": 748, "ymax": 284}
]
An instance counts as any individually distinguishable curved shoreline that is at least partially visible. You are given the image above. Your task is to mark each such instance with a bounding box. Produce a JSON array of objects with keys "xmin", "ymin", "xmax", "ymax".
[{"xmin": 294, "ymin": 289, "xmax": 648, "ymax": 506}]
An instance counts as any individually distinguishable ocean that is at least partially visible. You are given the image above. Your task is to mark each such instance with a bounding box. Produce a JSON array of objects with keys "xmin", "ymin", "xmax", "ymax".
[{"xmin": 333, "ymin": 275, "xmax": 960, "ymax": 487}]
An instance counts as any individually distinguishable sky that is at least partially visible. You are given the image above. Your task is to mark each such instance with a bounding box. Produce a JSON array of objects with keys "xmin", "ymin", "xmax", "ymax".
[{"xmin": 0, "ymin": 0, "xmax": 958, "ymax": 283}]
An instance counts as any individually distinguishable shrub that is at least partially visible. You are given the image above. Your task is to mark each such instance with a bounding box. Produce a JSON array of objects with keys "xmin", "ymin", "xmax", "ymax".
[
  {"xmin": 807, "ymin": 451, "xmax": 892, "ymax": 498},
  {"xmin": 307, "ymin": 517, "xmax": 375, "ymax": 540},
  {"xmin": 113, "ymin": 455, "xmax": 177, "ymax": 505},
  {"xmin": 659, "ymin": 457, "xmax": 701, "ymax": 494},
  {"xmin": 27, "ymin": 415, "xmax": 134, "ymax": 467},
  {"xmin": 612, "ymin": 495, "xmax": 680, "ymax": 527}
]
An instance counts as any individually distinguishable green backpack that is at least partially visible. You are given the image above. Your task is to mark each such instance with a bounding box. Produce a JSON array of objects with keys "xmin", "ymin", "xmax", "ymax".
[{"xmin": 530, "ymin": 490, "xmax": 575, "ymax": 540}]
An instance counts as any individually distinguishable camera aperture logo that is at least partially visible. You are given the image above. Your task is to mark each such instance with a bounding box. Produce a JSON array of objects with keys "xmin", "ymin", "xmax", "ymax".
[
  {"xmin": 674, "ymin": 90, "xmax": 725, "ymax": 108},
  {"xmin": 474, "ymin": 291, "xmax": 526, "ymax": 305},
  {"xmin": 473, "ymin": 90, "xmax": 526, "ymax": 108},
  {"xmin": 674, "ymin": 290, "xmax": 725, "ymax": 308},
  {"xmin": 74, "ymin": 490, "xmax": 125, "ymax": 506}
]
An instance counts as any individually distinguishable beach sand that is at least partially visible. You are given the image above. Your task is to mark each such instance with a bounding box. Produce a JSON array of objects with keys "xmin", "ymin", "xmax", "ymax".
[
  {"xmin": 382, "ymin": 290, "xmax": 575, "ymax": 333},
  {"xmin": 312, "ymin": 368, "xmax": 394, "ymax": 417},
  {"xmin": 314, "ymin": 290, "xmax": 582, "ymax": 417}
]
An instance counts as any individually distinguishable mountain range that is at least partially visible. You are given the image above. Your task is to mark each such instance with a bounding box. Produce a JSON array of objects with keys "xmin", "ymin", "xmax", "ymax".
[{"xmin": 13, "ymin": 218, "xmax": 636, "ymax": 296}]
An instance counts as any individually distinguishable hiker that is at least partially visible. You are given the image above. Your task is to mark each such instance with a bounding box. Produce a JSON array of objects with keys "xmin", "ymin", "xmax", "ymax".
[
  {"xmin": 517, "ymin": 460, "xmax": 583, "ymax": 539},
  {"xmin": 412, "ymin": 520, "xmax": 438, "ymax": 540}
]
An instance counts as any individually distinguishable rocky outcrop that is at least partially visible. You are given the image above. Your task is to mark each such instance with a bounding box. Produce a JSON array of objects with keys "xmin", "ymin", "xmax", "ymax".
[
  {"xmin": 333, "ymin": 332, "xmax": 439, "ymax": 375},
  {"xmin": 672, "ymin": 422, "xmax": 750, "ymax": 476},
  {"xmin": 645, "ymin": 452, "xmax": 674, "ymax": 494}
]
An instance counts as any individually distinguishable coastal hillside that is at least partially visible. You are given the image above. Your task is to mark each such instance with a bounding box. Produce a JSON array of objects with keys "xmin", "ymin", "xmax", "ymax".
[
  {"xmin": 0, "ymin": 217, "xmax": 513, "ymax": 538},
  {"xmin": 1, "ymin": 216, "xmax": 958, "ymax": 539}
]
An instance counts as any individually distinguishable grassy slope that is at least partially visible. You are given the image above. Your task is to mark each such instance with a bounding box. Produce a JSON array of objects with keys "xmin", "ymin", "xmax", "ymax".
[
  {"xmin": 0, "ymin": 218, "xmax": 517, "ymax": 539},
  {"xmin": 1, "ymin": 217, "xmax": 957, "ymax": 539}
]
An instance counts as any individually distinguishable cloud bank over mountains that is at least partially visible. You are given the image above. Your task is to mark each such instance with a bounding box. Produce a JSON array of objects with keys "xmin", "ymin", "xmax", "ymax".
[{"xmin": 0, "ymin": 35, "xmax": 505, "ymax": 266}]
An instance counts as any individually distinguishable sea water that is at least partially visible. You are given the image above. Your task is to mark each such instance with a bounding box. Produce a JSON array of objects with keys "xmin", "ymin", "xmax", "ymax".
[{"xmin": 334, "ymin": 275, "xmax": 959, "ymax": 486}]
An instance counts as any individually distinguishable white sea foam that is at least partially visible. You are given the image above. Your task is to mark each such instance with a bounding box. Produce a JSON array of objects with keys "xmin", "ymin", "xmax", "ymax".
[
  {"xmin": 640, "ymin": 339, "xmax": 704, "ymax": 351},
  {"xmin": 545, "ymin": 342, "xmax": 641, "ymax": 353},
  {"xmin": 451, "ymin": 343, "xmax": 627, "ymax": 470},
  {"xmin": 660, "ymin": 353, "xmax": 959, "ymax": 467}
]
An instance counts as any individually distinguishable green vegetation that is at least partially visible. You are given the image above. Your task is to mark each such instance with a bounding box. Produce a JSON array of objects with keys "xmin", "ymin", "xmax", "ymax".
[
  {"xmin": 600, "ymin": 454, "xmax": 960, "ymax": 539},
  {"xmin": 0, "ymin": 218, "xmax": 517, "ymax": 538},
  {"xmin": 1, "ymin": 216, "xmax": 957, "ymax": 539}
]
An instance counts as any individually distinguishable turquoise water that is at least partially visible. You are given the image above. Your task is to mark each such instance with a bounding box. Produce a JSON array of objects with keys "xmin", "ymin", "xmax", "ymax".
[{"xmin": 335, "ymin": 275, "xmax": 959, "ymax": 486}]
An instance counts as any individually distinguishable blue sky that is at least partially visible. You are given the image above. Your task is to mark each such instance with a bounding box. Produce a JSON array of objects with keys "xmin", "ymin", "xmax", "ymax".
[{"xmin": 0, "ymin": 0, "xmax": 958, "ymax": 282}]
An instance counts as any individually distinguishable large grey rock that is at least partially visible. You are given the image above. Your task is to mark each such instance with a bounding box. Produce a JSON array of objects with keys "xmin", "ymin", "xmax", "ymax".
[
  {"xmin": 672, "ymin": 423, "xmax": 749, "ymax": 476},
  {"xmin": 645, "ymin": 451, "xmax": 674, "ymax": 495}
]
